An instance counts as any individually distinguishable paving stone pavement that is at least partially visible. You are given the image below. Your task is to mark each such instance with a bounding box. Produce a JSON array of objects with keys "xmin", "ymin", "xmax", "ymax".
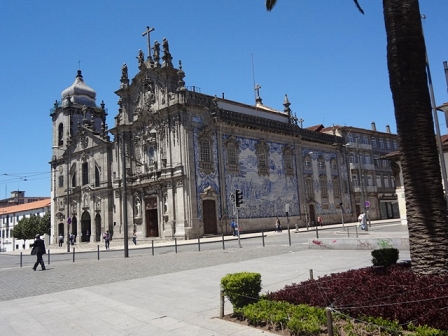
[{"xmin": 0, "ymin": 222, "xmax": 410, "ymax": 335}]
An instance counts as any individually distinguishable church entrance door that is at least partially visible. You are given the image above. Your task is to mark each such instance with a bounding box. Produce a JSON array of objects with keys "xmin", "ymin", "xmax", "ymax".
[
  {"xmin": 145, "ymin": 197, "xmax": 159, "ymax": 237},
  {"xmin": 203, "ymin": 200, "xmax": 217, "ymax": 235},
  {"xmin": 146, "ymin": 209, "xmax": 159, "ymax": 237},
  {"xmin": 308, "ymin": 204, "xmax": 316, "ymax": 226},
  {"xmin": 81, "ymin": 211, "xmax": 91, "ymax": 242},
  {"xmin": 58, "ymin": 223, "xmax": 64, "ymax": 237}
]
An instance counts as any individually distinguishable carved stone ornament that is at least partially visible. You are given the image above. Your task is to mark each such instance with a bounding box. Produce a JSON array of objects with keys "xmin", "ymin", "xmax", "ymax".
[{"xmin": 199, "ymin": 185, "xmax": 218, "ymax": 200}]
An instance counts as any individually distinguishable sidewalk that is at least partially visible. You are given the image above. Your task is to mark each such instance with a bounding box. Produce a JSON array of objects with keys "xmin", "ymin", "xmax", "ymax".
[
  {"xmin": 0, "ymin": 220, "xmax": 409, "ymax": 335},
  {"xmin": 0, "ymin": 244, "xmax": 411, "ymax": 335}
]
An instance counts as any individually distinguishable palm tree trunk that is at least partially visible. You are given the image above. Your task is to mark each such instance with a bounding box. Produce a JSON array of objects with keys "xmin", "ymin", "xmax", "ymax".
[{"xmin": 383, "ymin": 0, "xmax": 448, "ymax": 274}]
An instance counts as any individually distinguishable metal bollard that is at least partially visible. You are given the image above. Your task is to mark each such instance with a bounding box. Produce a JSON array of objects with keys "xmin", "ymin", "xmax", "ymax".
[
  {"xmin": 309, "ymin": 269, "xmax": 314, "ymax": 280},
  {"xmin": 262, "ymin": 230, "xmax": 265, "ymax": 247},
  {"xmin": 20, "ymin": 252, "xmax": 23, "ymax": 268},
  {"xmin": 326, "ymin": 307, "xmax": 334, "ymax": 336},
  {"xmin": 288, "ymin": 227, "xmax": 291, "ymax": 246},
  {"xmin": 222, "ymin": 233, "xmax": 225, "ymax": 250},
  {"xmin": 220, "ymin": 289, "xmax": 225, "ymax": 318},
  {"xmin": 47, "ymin": 249, "xmax": 50, "ymax": 265},
  {"xmin": 347, "ymin": 227, "xmax": 350, "ymax": 238},
  {"xmin": 73, "ymin": 248, "xmax": 75, "ymax": 262},
  {"xmin": 151, "ymin": 240, "xmax": 154, "ymax": 256},
  {"xmin": 97, "ymin": 245, "xmax": 100, "ymax": 260},
  {"xmin": 198, "ymin": 237, "xmax": 201, "ymax": 252},
  {"xmin": 175, "ymin": 238, "xmax": 178, "ymax": 254},
  {"xmin": 315, "ymin": 226, "xmax": 319, "ymax": 239}
]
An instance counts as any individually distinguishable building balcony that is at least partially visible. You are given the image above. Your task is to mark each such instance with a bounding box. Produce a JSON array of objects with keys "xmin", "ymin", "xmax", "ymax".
[
  {"xmin": 349, "ymin": 163, "xmax": 375, "ymax": 171},
  {"xmin": 346, "ymin": 142, "xmax": 372, "ymax": 151},
  {"xmin": 353, "ymin": 186, "xmax": 377, "ymax": 193}
]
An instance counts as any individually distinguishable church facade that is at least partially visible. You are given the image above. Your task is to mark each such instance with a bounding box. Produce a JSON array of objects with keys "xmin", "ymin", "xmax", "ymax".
[{"xmin": 50, "ymin": 34, "xmax": 356, "ymax": 245}]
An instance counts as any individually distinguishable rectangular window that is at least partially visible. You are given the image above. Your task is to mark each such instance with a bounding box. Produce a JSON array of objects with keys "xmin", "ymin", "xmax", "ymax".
[
  {"xmin": 391, "ymin": 176, "xmax": 395, "ymax": 188},
  {"xmin": 352, "ymin": 175, "xmax": 358, "ymax": 187},
  {"xmin": 365, "ymin": 154, "xmax": 371, "ymax": 165},
  {"xmin": 58, "ymin": 175, "xmax": 64, "ymax": 188},
  {"xmin": 333, "ymin": 177, "xmax": 340, "ymax": 197},
  {"xmin": 376, "ymin": 175, "xmax": 382, "ymax": 187},
  {"xmin": 259, "ymin": 152, "xmax": 267, "ymax": 168},
  {"xmin": 379, "ymin": 138, "xmax": 384, "ymax": 149},
  {"xmin": 367, "ymin": 175, "xmax": 373, "ymax": 186},
  {"xmin": 228, "ymin": 146, "xmax": 237, "ymax": 165},
  {"xmin": 393, "ymin": 140, "xmax": 398, "ymax": 150},
  {"xmin": 320, "ymin": 176, "xmax": 328, "ymax": 197},
  {"xmin": 373, "ymin": 155, "xmax": 379, "ymax": 167},
  {"xmin": 386, "ymin": 139, "xmax": 391, "ymax": 150},
  {"xmin": 371, "ymin": 137, "xmax": 376, "ymax": 147},
  {"xmin": 362, "ymin": 135, "xmax": 368, "ymax": 145},
  {"xmin": 305, "ymin": 177, "xmax": 313, "ymax": 197},
  {"xmin": 383, "ymin": 176, "xmax": 389, "ymax": 188}
]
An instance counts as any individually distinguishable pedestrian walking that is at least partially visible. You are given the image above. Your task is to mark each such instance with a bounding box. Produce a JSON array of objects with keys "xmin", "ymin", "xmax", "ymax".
[
  {"xmin": 103, "ymin": 230, "xmax": 110, "ymax": 249},
  {"xmin": 132, "ymin": 230, "xmax": 137, "ymax": 245},
  {"xmin": 31, "ymin": 234, "xmax": 46, "ymax": 271},
  {"xmin": 69, "ymin": 233, "xmax": 75, "ymax": 245},
  {"xmin": 317, "ymin": 216, "xmax": 323, "ymax": 227},
  {"xmin": 58, "ymin": 234, "xmax": 63, "ymax": 247},
  {"xmin": 230, "ymin": 221, "xmax": 237, "ymax": 236},
  {"xmin": 358, "ymin": 213, "xmax": 366, "ymax": 230},
  {"xmin": 275, "ymin": 217, "xmax": 282, "ymax": 232}
]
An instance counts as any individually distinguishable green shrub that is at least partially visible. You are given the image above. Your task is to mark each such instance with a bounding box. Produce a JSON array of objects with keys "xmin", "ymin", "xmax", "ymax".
[
  {"xmin": 240, "ymin": 299, "xmax": 325, "ymax": 334},
  {"xmin": 221, "ymin": 272, "xmax": 261, "ymax": 313},
  {"xmin": 371, "ymin": 248, "xmax": 399, "ymax": 266},
  {"xmin": 407, "ymin": 322, "xmax": 448, "ymax": 336}
]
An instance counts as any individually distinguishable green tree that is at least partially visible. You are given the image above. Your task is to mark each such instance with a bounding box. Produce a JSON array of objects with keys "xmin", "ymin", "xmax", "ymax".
[
  {"xmin": 38, "ymin": 212, "xmax": 51, "ymax": 236},
  {"xmin": 266, "ymin": 0, "xmax": 448, "ymax": 275},
  {"xmin": 12, "ymin": 216, "xmax": 41, "ymax": 241}
]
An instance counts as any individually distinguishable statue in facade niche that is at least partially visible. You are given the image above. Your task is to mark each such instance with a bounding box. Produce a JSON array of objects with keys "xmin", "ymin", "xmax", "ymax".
[{"xmin": 135, "ymin": 197, "xmax": 142, "ymax": 218}]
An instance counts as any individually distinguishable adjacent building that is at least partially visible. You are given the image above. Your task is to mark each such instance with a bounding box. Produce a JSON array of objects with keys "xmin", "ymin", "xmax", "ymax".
[{"xmin": 0, "ymin": 198, "xmax": 51, "ymax": 252}]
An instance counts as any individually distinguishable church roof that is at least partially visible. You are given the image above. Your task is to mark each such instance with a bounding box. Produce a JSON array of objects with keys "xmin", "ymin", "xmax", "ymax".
[{"xmin": 61, "ymin": 70, "xmax": 96, "ymax": 107}]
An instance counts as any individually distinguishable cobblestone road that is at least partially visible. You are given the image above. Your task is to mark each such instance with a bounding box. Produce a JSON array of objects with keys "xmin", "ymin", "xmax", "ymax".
[{"xmin": 0, "ymin": 243, "xmax": 306, "ymax": 302}]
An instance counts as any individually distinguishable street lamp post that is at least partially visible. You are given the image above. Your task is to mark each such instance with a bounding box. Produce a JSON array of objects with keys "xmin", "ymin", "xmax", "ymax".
[
  {"xmin": 66, "ymin": 138, "xmax": 71, "ymax": 252},
  {"xmin": 355, "ymin": 139, "xmax": 368, "ymax": 232}
]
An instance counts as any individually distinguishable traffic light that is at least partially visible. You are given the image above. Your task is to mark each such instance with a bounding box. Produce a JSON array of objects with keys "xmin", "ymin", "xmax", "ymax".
[{"xmin": 235, "ymin": 189, "xmax": 243, "ymax": 207}]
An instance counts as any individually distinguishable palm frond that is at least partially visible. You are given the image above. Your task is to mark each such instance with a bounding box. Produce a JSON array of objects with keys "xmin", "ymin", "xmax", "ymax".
[
  {"xmin": 265, "ymin": 0, "xmax": 277, "ymax": 11},
  {"xmin": 353, "ymin": 0, "xmax": 364, "ymax": 14}
]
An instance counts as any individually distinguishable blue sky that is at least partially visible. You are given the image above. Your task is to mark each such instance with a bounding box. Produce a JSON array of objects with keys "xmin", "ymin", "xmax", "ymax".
[{"xmin": 1, "ymin": 0, "xmax": 447, "ymax": 198}]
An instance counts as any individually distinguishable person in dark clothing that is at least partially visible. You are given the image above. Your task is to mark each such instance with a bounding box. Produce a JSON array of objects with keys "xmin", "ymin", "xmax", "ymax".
[{"xmin": 31, "ymin": 234, "xmax": 46, "ymax": 271}]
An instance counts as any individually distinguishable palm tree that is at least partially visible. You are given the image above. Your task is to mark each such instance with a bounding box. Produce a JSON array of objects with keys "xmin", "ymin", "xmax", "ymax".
[{"xmin": 266, "ymin": 0, "xmax": 448, "ymax": 275}]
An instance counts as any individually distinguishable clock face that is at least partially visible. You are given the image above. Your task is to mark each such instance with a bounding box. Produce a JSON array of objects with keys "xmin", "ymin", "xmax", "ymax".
[{"xmin": 59, "ymin": 166, "xmax": 64, "ymax": 174}]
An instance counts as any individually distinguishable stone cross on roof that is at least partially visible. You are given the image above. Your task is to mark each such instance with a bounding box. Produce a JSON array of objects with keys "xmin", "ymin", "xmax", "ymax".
[{"xmin": 142, "ymin": 26, "xmax": 155, "ymax": 60}]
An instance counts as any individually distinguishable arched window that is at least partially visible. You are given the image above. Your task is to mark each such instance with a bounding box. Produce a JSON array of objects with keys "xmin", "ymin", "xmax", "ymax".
[
  {"xmin": 58, "ymin": 123, "xmax": 64, "ymax": 146},
  {"xmin": 82, "ymin": 162, "xmax": 89, "ymax": 185},
  {"xmin": 148, "ymin": 146, "xmax": 155, "ymax": 165},
  {"xmin": 95, "ymin": 165, "xmax": 100, "ymax": 187}
]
